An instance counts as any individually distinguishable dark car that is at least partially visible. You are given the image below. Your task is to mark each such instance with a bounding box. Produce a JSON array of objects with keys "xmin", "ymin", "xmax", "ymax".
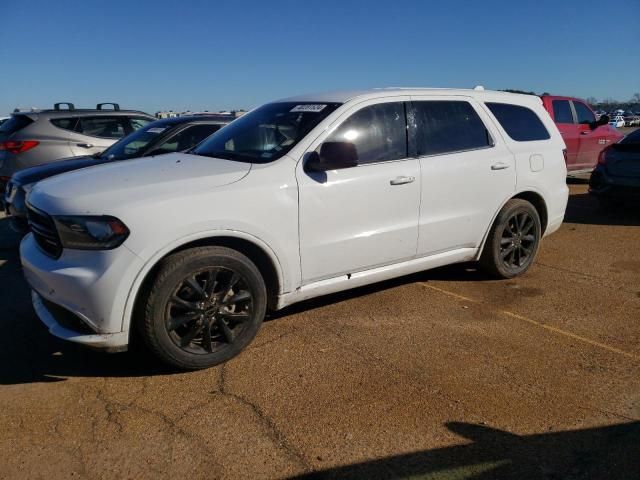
[
  {"xmin": 589, "ymin": 128, "xmax": 640, "ymax": 206},
  {"xmin": 4, "ymin": 115, "xmax": 233, "ymax": 232}
]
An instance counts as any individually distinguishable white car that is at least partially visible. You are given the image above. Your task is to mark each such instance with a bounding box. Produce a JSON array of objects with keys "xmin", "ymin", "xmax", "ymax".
[
  {"xmin": 609, "ymin": 115, "xmax": 626, "ymax": 128},
  {"xmin": 21, "ymin": 88, "xmax": 569, "ymax": 369}
]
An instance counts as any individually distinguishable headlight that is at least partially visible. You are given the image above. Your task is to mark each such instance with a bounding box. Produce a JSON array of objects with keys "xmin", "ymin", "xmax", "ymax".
[
  {"xmin": 53, "ymin": 215, "xmax": 130, "ymax": 250},
  {"xmin": 22, "ymin": 182, "xmax": 35, "ymax": 194}
]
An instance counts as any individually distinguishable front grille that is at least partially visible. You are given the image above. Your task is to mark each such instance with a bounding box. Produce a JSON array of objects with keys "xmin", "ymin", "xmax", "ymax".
[{"xmin": 26, "ymin": 204, "xmax": 62, "ymax": 258}]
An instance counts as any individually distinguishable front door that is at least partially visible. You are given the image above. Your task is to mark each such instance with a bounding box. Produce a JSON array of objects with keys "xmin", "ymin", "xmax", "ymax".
[
  {"xmin": 296, "ymin": 98, "xmax": 420, "ymax": 284},
  {"xmin": 573, "ymin": 100, "xmax": 604, "ymax": 170}
]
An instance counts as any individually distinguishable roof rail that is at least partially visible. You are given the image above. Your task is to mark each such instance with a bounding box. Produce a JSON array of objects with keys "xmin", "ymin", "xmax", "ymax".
[
  {"xmin": 96, "ymin": 103, "xmax": 120, "ymax": 111},
  {"xmin": 54, "ymin": 102, "xmax": 75, "ymax": 111}
]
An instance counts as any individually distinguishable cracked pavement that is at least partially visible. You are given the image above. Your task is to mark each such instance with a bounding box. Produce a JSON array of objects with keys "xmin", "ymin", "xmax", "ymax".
[{"xmin": 0, "ymin": 181, "xmax": 639, "ymax": 479}]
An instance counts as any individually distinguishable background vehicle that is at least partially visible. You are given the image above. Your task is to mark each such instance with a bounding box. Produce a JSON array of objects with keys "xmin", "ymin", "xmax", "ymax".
[
  {"xmin": 589, "ymin": 128, "xmax": 640, "ymax": 206},
  {"xmin": 0, "ymin": 102, "xmax": 154, "ymax": 190},
  {"xmin": 609, "ymin": 115, "xmax": 626, "ymax": 128},
  {"xmin": 0, "ymin": 117, "xmax": 9, "ymax": 126},
  {"xmin": 540, "ymin": 95, "xmax": 622, "ymax": 173},
  {"xmin": 21, "ymin": 88, "xmax": 568, "ymax": 370},
  {"xmin": 4, "ymin": 115, "xmax": 233, "ymax": 232}
]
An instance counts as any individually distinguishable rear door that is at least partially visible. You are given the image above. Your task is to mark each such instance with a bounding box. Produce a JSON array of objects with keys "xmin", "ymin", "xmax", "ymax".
[
  {"xmin": 410, "ymin": 97, "xmax": 515, "ymax": 256},
  {"xmin": 551, "ymin": 99, "xmax": 580, "ymax": 170},
  {"xmin": 68, "ymin": 116, "xmax": 129, "ymax": 156}
]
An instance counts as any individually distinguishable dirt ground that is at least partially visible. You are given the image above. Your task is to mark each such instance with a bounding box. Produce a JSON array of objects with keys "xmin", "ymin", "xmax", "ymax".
[{"xmin": 0, "ymin": 179, "xmax": 638, "ymax": 479}]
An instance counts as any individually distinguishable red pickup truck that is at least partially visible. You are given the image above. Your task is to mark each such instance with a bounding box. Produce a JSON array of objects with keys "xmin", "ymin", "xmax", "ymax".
[{"xmin": 540, "ymin": 95, "xmax": 623, "ymax": 172}]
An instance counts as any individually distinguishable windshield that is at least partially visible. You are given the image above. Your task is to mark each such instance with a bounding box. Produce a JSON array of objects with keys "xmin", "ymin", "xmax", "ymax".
[
  {"xmin": 101, "ymin": 123, "xmax": 172, "ymax": 160},
  {"xmin": 193, "ymin": 102, "xmax": 341, "ymax": 162}
]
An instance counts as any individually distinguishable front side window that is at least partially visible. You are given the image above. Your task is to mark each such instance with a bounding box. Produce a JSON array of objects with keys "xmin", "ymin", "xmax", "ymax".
[
  {"xmin": 77, "ymin": 116, "xmax": 127, "ymax": 139},
  {"xmin": 552, "ymin": 100, "xmax": 574, "ymax": 124},
  {"xmin": 194, "ymin": 102, "xmax": 341, "ymax": 163},
  {"xmin": 573, "ymin": 102, "xmax": 595, "ymax": 125},
  {"xmin": 486, "ymin": 103, "xmax": 550, "ymax": 142},
  {"xmin": 323, "ymin": 102, "xmax": 407, "ymax": 164},
  {"xmin": 413, "ymin": 101, "xmax": 492, "ymax": 156}
]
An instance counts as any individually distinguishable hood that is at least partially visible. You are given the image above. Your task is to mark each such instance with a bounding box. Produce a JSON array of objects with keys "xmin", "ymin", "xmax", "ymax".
[
  {"xmin": 12, "ymin": 155, "xmax": 105, "ymax": 185},
  {"xmin": 28, "ymin": 152, "xmax": 252, "ymax": 215}
]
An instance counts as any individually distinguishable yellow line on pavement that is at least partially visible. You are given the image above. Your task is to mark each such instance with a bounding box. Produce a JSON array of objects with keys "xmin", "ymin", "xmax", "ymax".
[{"xmin": 420, "ymin": 283, "xmax": 640, "ymax": 362}]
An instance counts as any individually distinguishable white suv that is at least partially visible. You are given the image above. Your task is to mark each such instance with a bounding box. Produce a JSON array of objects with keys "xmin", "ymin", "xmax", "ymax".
[{"xmin": 20, "ymin": 88, "xmax": 568, "ymax": 369}]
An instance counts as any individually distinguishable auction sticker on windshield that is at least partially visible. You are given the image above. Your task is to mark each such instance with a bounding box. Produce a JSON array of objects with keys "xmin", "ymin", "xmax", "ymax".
[
  {"xmin": 147, "ymin": 127, "xmax": 167, "ymax": 134},
  {"xmin": 290, "ymin": 104, "xmax": 326, "ymax": 113}
]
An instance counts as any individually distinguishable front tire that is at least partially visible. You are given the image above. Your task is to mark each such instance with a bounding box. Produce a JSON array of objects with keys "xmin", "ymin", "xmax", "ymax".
[
  {"xmin": 479, "ymin": 199, "xmax": 541, "ymax": 279},
  {"xmin": 139, "ymin": 246, "xmax": 267, "ymax": 370}
]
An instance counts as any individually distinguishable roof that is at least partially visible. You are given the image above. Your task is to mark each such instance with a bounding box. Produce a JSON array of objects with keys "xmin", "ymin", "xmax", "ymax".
[{"xmin": 276, "ymin": 87, "xmax": 543, "ymax": 105}]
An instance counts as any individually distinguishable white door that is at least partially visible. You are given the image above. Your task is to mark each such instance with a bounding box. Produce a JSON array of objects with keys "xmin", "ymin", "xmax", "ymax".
[
  {"xmin": 409, "ymin": 97, "xmax": 516, "ymax": 256},
  {"xmin": 296, "ymin": 98, "xmax": 421, "ymax": 284}
]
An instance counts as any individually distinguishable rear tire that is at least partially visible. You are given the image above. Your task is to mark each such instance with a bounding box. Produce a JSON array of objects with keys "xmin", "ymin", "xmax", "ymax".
[
  {"xmin": 138, "ymin": 246, "xmax": 267, "ymax": 370},
  {"xmin": 479, "ymin": 199, "xmax": 541, "ymax": 279}
]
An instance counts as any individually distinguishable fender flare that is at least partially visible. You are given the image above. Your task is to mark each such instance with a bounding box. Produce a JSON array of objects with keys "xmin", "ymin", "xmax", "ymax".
[
  {"xmin": 120, "ymin": 229, "xmax": 286, "ymax": 332},
  {"xmin": 475, "ymin": 188, "xmax": 548, "ymax": 261}
]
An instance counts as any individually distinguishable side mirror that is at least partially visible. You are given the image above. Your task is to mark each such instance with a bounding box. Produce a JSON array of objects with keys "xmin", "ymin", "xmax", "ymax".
[{"xmin": 305, "ymin": 141, "xmax": 358, "ymax": 172}]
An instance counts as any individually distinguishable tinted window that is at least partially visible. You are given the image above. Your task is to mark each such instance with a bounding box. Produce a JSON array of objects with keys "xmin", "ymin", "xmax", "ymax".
[
  {"xmin": 151, "ymin": 124, "xmax": 223, "ymax": 155},
  {"xmin": 50, "ymin": 117, "xmax": 78, "ymax": 131},
  {"xmin": 552, "ymin": 100, "xmax": 574, "ymax": 123},
  {"xmin": 486, "ymin": 103, "xmax": 550, "ymax": 141},
  {"xmin": 77, "ymin": 117, "xmax": 126, "ymax": 138},
  {"xmin": 130, "ymin": 117, "xmax": 153, "ymax": 131},
  {"xmin": 573, "ymin": 102, "xmax": 595, "ymax": 124},
  {"xmin": 0, "ymin": 115, "xmax": 34, "ymax": 134},
  {"xmin": 413, "ymin": 101, "xmax": 491, "ymax": 156},
  {"xmin": 194, "ymin": 102, "xmax": 341, "ymax": 163},
  {"xmin": 323, "ymin": 102, "xmax": 407, "ymax": 164}
]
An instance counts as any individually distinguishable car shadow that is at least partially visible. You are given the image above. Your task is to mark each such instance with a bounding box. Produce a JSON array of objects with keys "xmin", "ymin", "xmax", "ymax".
[
  {"xmin": 564, "ymin": 192, "xmax": 640, "ymax": 226},
  {"xmin": 288, "ymin": 421, "xmax": 640, "ymax": 480}
]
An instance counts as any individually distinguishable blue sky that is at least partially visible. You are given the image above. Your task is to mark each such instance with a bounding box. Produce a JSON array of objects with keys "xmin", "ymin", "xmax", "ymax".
[{"xmin": 1, "ymin": 0, "xmax": 638, "ymax": 115}]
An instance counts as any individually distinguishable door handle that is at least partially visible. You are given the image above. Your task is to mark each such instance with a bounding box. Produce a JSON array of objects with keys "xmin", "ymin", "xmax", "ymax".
[
  {"xmin": 76, "ymin": 143, "xmax": 94, "ymax": 148},
  {"xmin": 491, "ymin": 162, "xmax": 510, "ymax": 170},
  {"xmin": 390, "ymin": 176, "xmax": 415, "ymax": 185}
]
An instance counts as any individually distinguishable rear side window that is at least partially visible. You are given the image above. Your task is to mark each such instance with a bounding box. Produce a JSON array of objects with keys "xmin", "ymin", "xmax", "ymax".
[
  {"xmin": 50, "ymin": 117, "xmax": 78, "ymax": 132},
  {"xmin": 486, "ymin": 103, "xmax": 550, "ymax": 142},
  {"xmin": 0, "ymin": 115, "xmax": 34, "ymax": 135},
  {"xmin": 326, "ymin": 102, "xmax": 407, "ymax": 164},
  {"xmin": 552, "ymin": 100, "xmax": 574, "ymax": 123},
  {"xmin": 412, "ymin": 101, "xmax": 492, "ymax": 156},
  {"xmin": 573, "ymin": 102, "xmax": 595, "ymax": 124},
  {"xmin": 77, "ymin": 117, "xmax": 127, "ymax": 139}
]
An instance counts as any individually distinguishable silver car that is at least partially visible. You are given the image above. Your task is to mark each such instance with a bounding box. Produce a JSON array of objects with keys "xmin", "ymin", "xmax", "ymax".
[{"xmin": 0, "ymin": 103, "xmax": 154, "ymax": 188}]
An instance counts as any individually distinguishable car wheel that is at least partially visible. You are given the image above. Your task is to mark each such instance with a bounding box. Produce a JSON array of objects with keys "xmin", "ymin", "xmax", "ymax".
[
  {"xmin": 479, "ymin": 199, "xmax": 541, "ymax": 279},
  {"xmin": 139, "ymin": 246, "xmax": 267, "ymax": 370}
]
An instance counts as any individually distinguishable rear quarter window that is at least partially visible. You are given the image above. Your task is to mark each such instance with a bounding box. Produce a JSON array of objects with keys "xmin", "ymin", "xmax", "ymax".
[
  {"xmin": 50, "ymin": 117, "xmax": 78, "ymax": 132},
  {"xmin": 486, "ymin": 103, "xmax": 550, "ymax": 142}
]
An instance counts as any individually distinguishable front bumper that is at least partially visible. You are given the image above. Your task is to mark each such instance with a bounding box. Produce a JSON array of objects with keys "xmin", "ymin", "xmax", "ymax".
[
  {"xmin": 20, "ymin": 233, "xmax": 145, "ymax": 350},
  {"xmin": 32, "ymin": 291, "xmax": 129, "ymax": 351}
]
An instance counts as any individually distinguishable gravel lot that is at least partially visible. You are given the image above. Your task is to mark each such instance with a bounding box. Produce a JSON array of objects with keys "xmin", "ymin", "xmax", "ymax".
[{"xmin": 0, "ymin": 174, "xmax": 639, "ymax": 478}]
